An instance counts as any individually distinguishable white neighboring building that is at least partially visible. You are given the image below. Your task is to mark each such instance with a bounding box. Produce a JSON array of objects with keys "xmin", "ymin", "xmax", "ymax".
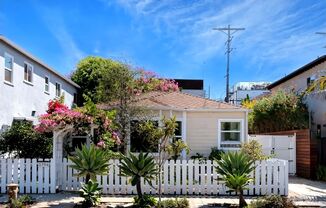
[
  {"xmin": 229, "ymin": 82, "xmax": 271, "ymax": 105},
  {"xmin": 0, "ymin": 36, "xmax": 79, "ymax": 130}
]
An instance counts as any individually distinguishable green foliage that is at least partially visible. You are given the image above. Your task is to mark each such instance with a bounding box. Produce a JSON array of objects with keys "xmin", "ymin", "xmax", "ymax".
[
  {"xmin": 7, "ymin": 199, "xmax": 23, "ymax": 208},
  {"xmin": 69, "ymin": 144, "xmax": 109, "ymax": 182},
  {"xmin": 208, "ymin": 147, "xmax": 224, "ymax": 161},
  {"xmin": 133, "ymin": 194, "xmax": 157, "ymax": 208},
  {"xmin": 249, "ymin": 90, "xmax": 309, "ymax": 133},
  {"xmin": 241, "ymin": 140, "xmax": 269, "ymax": 161},
  {"xmin": 190, "ymin": 153, "xmax": 207, "ymax": 164},
  {"xmin": 317, "ymin": 165, "xmax": 326, "ymax": 181},
  {"xmin": 166, "ymin": 139, "xmax": 190, "ymax": 161},
  {"xmin": 79, "ymin": 180, "xmax": 102, "ymax": 207},
  {"xmin": 215, "ymin": 151, "xmax": 255, "ymax": 208},
  {"xmin": 6, "ymin": 195, "xmax": 34, "ymax": 208},
  {"xmin": 119, "ymin": 152, "xmax": 158, "ymax": 198},
  {"xmin": 17, "ymin": 195, "xmax": 34, "ymax": 205},
  {"xmin": 157, "ymin": 198, "xmax": 190, "ymax": 208},
  {"xmin": 0, "ymin": 120, "xmax": 52, "ymax": 158},
  {"xmin": 248, "ymin": 195, "xmax": 296, "ymax": 208}
]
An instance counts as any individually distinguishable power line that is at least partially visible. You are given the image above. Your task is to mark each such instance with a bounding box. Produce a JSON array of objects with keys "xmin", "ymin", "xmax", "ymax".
[
  {"xmin": 316, "ymin": 32, "xmax": 326, "ymax": 48},
  {"xmin": 213, "ymin": 25, "xmax": 245, "ymax": 103}
]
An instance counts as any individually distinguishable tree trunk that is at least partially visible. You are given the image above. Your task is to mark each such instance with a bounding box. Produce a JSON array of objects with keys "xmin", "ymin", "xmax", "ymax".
[
  {"xmin": 85, "ymin": 174, "xmax": 90, "ymax": 183},
  {"xmin": 239, "ymin": 191, "xmax": 247, "ymax": 208},
  {"xmin": 136, "ymin": 181, "xmax": 142, "ymax": 199}
]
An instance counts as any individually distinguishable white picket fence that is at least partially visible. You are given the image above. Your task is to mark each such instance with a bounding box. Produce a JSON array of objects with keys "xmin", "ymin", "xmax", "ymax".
[
  {"xmin": 0, "ymin": 158, "xmax": 288, "ymax": 195},
  {"xmin": 61, "ymin": 159, "xmax": 288, "ymax": 196},
  {"xmin": 0, "ymin": 158, "xmax": 55, "ymax": 194}
]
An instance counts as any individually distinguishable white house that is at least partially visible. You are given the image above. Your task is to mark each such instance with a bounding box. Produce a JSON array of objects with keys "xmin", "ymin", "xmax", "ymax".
[
  {"xmin": 0, "ymin": 36, "xmax": 79, "ymax": 131},
  {"xmin": 229, "ymin": 82, "xmax": 271, "ymax": 105}
]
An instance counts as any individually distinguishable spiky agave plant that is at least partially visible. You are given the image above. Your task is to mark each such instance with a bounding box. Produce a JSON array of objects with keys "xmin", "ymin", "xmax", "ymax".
[
  {"xmin": 69, "ymin": 144, "xmax": 109, "ymax": 183},
  {"xmin": 79, "ymin": 179, "xmax": 102, "ymax": 207},
  {"xmin": 119, "ymin": 152, "xmax": 158, "ymax": 198},
  {"xmin": 215, "ymin": 151, "xmax": 255, "ymax": 208}
]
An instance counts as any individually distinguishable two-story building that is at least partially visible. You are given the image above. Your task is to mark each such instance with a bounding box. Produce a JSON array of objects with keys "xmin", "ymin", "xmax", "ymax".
[
  {"xmin": 229, "ymin": 82, "xmax": 271, "ymax": 105},
  {"xmin": 267, "ymin": 55, "xmax": 326, "ymax": 138},
  {"xmin": 0, "ymin": 36, "xmax": 79, "ymax": 131}
]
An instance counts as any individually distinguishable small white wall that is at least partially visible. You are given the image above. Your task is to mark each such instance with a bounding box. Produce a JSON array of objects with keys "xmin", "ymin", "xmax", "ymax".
[{"xmin": 0, "ymin": 42, "xmax": 78, "ymax": 128}]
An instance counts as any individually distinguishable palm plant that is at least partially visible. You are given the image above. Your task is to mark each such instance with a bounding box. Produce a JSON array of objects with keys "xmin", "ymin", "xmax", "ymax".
[
  {"xmin": 215, "ymin": 151, "xmax": 255, "ymax": 208},
  {"xmin": 69, "ymin": 144, "xmax": 109, "ymax": 182},
  {"xmin": 119, "ymin": 152, "xmax": 158, "ymax": 198}
]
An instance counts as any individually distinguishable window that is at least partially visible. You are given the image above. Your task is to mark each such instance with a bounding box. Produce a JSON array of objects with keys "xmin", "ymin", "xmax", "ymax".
[
  {"xmin": 24, "ymin": 62, "xmax": 33, "ymax": 83},
  {"xmin": 55, "ymin": 83, "xmax": 61, "ymax": 97},
  {"xmin": 220, "ymin": 121, "xmax": 241, "ymax": 142},
  {"xmin": 130, "ymin": 120, "xmax": 159, "ymax": 152},
  {"xmin": 44, "ymin": 77, "xmax": 49, "ymax": 93},
  {"xmin": 4, "ymin": 53, "xmax": 13, "ymax": 83},
  {"xmin": 173, "ymin": 121, "xmax": 182, "ymax": 142},
  {"xmin": 73, "ymin": 93, "xmax": 78, "ymax": 104}
]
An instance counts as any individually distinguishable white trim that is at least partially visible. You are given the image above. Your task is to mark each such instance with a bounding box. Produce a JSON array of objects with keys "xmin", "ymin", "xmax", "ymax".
[
  {"xmin": 181, "ymin": 111, "xmax": 187, "ymax": 158},
  {"xmin": 4, "ymin": 52, "xmax": 14, "ymax": 83},
  {"xmin": 217, "ymin": 118, "xmax": 244, "ymax": 150},
  {"xmin": 23, "ymin": 61, "xmax": 34, "ymax": 84}
]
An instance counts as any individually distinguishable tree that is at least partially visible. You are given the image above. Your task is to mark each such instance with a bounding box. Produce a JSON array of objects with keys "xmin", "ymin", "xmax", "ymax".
[
  {"xmin": 215, "ymin": 151, "xmax": 255, "ymax": 208},
  {"xmin": 69, "ymin": 144, "xmax": 110, "ymax": 183},
  {"xmin": 0, "ymin": 120, "xmax": 52, "ymax": 158},
  {"xmin": 166, "ymin": 139, "xmax": 190, "ymax": 161},
  {"xmin": 119, "ymin": 152, "xmax": 158, "ymax": 198}
]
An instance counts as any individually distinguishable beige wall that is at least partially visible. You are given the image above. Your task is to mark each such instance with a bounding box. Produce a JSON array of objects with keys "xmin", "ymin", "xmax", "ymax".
[{"xmin": 270, "ymin": 61, "xmax": 326, "ymax": 93}]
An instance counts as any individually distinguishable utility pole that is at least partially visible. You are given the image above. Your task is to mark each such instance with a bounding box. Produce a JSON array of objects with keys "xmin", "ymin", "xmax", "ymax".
[
  {"xmin": 213, "ymin": 25, "xmax": 245, "ymax": 102},
  {"xmin": 316, "ymin": 32, "xmax": 326, "ymax": 48}
]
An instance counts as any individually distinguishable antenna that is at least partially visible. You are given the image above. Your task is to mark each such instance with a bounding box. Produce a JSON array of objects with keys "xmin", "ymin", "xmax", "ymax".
[
  {"xmin": 316, "ymin": 32, "xmax": 326, "ymax": 48},
  {"xmin": 213, "ymin": 25, "xmax": 245, "ymax": 103}
]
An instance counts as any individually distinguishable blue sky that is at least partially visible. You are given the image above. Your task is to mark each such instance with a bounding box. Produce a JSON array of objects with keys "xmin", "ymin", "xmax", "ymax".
[{"xmin": 1, "ymin": 0, "xmax": 326, "ymax": 99}]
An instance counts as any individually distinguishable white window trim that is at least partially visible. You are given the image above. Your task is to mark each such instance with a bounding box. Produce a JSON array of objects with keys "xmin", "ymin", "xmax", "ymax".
[
  {"xmin": 23, "ymin": 61, "xmax": 33, "ymax": 85},
  {"xmin": 44, "ymin": 76, "xmax": 50, "ymax": 94},
  {"xmin": 4, "ymin": 52, "xmax": 14, "ymax": 84},
  {"xmin": 55, "ymin": 82, "xmax": 61, "ymax": 97},
  {"xmin": 217, "ymin": 118, "xmax": 244, "ymax": 150}
]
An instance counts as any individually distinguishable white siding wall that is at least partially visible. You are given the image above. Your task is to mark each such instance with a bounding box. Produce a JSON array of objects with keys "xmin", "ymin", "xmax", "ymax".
[{"xmin": 0, "ymin": 43, "xmax": 77, "ymax": 128}]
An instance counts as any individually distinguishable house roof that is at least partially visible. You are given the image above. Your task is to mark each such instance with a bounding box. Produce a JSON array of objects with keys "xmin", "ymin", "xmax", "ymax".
[
  {"xmin": 0, "ymin": 35, "xmax": 80, "ymax": 88},
  {"xmin": 98, "ymin": 91, "xmax": 247, "ymax": 111},
  {"xmin": 267, "ymin": 55, "xmax": 326, "ymax": 90}
]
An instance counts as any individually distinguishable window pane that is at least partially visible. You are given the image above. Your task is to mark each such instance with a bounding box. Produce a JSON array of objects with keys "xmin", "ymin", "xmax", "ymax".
[
  {"xmin": 5, "ymin": 69, "xmax": 12, "ymax": 82},
  {"xmin": 221, "ymin": 122, "xmax": 240, "ymax": 131},
  {"xmin": 28, "ymin": 66, "xmax": 32, "ymax": 82},
  {"xmin": 5, "ymin": 54, "xmax": 13, "ymax": 69},
  {"xmin": 24, "ymin": 64, "xmax": 28, "ymax": 81},
  {"xmin": 130, "ymin": 120, "xmax": 159, "ymax": 152},
  {"xmin": 174, "ymin": 121, "xmax": 182, "ymax": 136},
  {"xmin": 56, "ymin": 83, "xmax": 61, "ymax": 96},
  {"xmin": 221, "ymin": 132, "xmax": 240, "ymax": 142}
]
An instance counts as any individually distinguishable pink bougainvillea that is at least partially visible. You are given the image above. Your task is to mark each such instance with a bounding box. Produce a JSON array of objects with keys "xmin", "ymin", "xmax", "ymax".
[{"xmin": 35, "ymin": 99, "xmax": 120, "ymax": 145}]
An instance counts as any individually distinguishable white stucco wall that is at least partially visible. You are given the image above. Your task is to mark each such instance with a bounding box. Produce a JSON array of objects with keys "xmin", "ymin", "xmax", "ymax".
[{"xmin": 0, "ymin": 42, "xmax": 78, "ymax": 129}]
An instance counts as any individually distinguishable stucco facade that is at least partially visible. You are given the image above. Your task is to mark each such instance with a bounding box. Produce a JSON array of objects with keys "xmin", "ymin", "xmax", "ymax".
[{"xmin": 0, "ymin": 36, "xmax": 79, "ymax": 130}]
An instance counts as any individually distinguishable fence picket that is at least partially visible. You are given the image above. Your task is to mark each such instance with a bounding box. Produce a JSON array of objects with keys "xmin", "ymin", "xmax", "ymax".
[
  {"xmin": 267, "ymin": 161, "xmax": 272, "ymax": 194},
  {"xmin": 194, "ymin": 160, "xmax": 199, "ymax": 195},
  {"xmin": 175, "ymin": 160, "xmax": 181, "ymax": 194},
  {"xmin": 163, "ymin": 161, "xmax": 169, "ymax": 194},
  {"xmin": 182, "ymin": 160, "xmax": 187, "ymax": 195},
  {"xmin": 212, "ymin": 160, "xmax": 218, "ymax": 195},
  {"xmin": 19, "ymin": 159, "xmax": 24, "ymax": 193},
  {"xmin": 169, "ymin": 160, "xmax": 175, "ymax": 194},
  {"xmin": 261, "ymin": 160, "xmax": 266, "ymax": 195},
  {"xmin": 0, "ymin": 159, "xmax": 6, "ymax": 193},
  {"xmin": 25, "ymin": 159, "xmax": 31, "ymax": 194},
  {"xmin": 188, "ymin": 160, "xmax": 193, "ymax": 195},
  {"xmin": 206, "ymin": 160, "xmax": 212, "ymax": 195}
]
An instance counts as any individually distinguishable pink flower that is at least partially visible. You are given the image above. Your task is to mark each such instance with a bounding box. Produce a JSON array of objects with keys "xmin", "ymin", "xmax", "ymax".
[{"xmin": 97, "ymin": 140, "xmax": 106, "ymax": 148}]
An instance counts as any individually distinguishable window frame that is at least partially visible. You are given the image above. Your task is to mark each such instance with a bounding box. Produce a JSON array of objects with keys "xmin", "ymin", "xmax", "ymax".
[
  {"xmin": 23, "ymin": 61, "xmax": 33, "ymax": 84},
  {"xmin": 217, "ymin": 119, "xmax": 244, "ymax": 149},
  {"xmin": 55, "ymin": 82, "xmax": 61, "ymax": 97},
  {"xmin": 44, "ymin": 76, "xmax": 50, "ymax": 94},
  {"xmin": 4, "ymin": 52, "xmax": 14, "ymax": 84}
]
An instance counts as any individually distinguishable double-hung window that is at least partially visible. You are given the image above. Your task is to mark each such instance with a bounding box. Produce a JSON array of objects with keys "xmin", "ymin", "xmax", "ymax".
[
  {"xmin": 44, "ymin": 77, "xmax": 49, "ymax": 93},
  {"xmin": 173, "ymin": 121, "xmax": 182, "ymax": 142},
  {"xmin": 218, "ymin": 119, "xmax": 243, "ymax": 149},
  {"xmin": 55, "ymin": 82, "xmax": 61, "ymax": 97},
  {"xmin": 24, "ymin": 62, "xmax": 33, "ymax": 83},
  {"xmin": 4, "ymin": 53, "xmax": 14, "ymax": 83}
]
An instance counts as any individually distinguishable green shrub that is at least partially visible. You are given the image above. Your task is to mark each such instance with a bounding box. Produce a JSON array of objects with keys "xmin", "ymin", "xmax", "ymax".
[
  {"xmin": 249, "ymin": 90, "xmax": 309, "ymax": 133},
  {"xmin": 317, "ymin": 165, "xmax": 326, "ymax": 181},
  {"xmin": 208, "ymin": 147, "xmax": 223, "ymax": 160},
  {"xmin": 18, "ymin": 195, "xmax": 34, "ymax": 205},
  {"xmin": 0, "ymin": 120, "xmax": 52, "ymax": 158},
  {"xmin": 249, "ymin": 195, "xmax": 296, "ymax": 208},
  {"xmin": 79, "ymin": 180, "xmax": 102, "ymax": 207},
  {"xmin": 241, "ymin": 140, "xmax": 269, "ymax": 161},
  {"xmin": 7, "ymin": 199, "xmax": 23, "ymax": 208},
  {"xmin": 157, "ymin": 198, "xmax": 189, "ymax": 208},
  {"xmin": 133, "ymin": 194, "xmax": 157, "ymax": 208}
]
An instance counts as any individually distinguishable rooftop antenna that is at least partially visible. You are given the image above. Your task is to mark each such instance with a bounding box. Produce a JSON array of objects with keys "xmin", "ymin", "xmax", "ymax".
[
  {"xmin": 316, "ymin": 32, "xmax": 326, "ymax": 48},
  {"xmin": 213, "ymin": 25, "xmax": 245, "ymax": 103}
]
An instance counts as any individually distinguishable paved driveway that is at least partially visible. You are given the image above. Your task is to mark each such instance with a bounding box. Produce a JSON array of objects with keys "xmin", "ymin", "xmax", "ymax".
[{"xmin": 289, "ymin": 176, "xmax": 326, "ymax": 207}]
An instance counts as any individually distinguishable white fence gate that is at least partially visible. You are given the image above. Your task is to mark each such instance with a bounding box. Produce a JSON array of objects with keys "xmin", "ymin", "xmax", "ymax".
[
  {"xmin": 249, "ymin": 134, "xmax": 296, "ymax": 175},
  {"xmin": 0, "ymin": 158, "xmax": 288, "ymax": 195}
]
